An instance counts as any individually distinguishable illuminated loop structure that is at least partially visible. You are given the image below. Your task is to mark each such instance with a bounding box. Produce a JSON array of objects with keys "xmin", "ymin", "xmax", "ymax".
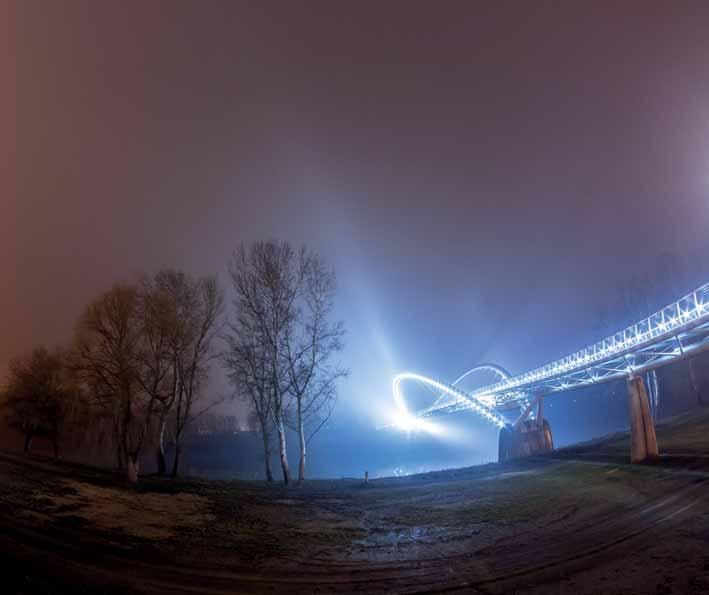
[{"xmin": 393, "ymin": 282, "xmax": 709, "ymax": 463}]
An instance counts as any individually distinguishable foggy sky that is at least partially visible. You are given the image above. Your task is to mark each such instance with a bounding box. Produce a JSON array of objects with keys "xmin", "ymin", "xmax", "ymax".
[{"xmin": 4, "ymin": 2, "xmax": 709, "ymax": 462}]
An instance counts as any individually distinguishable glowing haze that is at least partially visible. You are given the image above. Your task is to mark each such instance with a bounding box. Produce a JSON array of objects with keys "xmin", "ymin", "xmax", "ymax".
[{"xmin": 4, "ymin": 2, "xmax": 709, "ymax": 474}]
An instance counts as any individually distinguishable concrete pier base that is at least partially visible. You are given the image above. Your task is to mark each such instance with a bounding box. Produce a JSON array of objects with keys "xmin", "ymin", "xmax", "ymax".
[
  {"xmin": 498, "ymin": 418, "xmax": 554, "ymax": 463},
  {"xmin": 627, "ymin": 375, "xmax": 659, "ymax": 463}
]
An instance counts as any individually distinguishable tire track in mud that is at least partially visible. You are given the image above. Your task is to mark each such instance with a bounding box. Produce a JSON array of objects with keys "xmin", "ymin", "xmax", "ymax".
[
  {"xmin": 90, "ymin": 476, "xmax": 705, "ymax": 593},
  {"xmin": 219, "ymin": 476, "xmax": 707, "ymax": 593}
]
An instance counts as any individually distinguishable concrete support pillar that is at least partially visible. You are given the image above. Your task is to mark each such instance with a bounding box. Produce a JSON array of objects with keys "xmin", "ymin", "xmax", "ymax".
[
  {"xmin": 498, "ymin": 417, "xmax": 554, "ymax": 463},
  {"xmin": 627, "ymin": 375, "xmax": 659, "ymax": 463},
  {"xmin": 498, "ymin": 425, "xmax": 513, "ymax": 463},
  {"xmin": 542, "ymin": 417, "xmax": 554, "ymax": 452}
]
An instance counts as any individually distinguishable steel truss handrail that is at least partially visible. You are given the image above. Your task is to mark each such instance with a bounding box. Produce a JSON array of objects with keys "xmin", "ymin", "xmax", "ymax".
[
  {"xmin": 393, "ymin": 282, "xmax": 709, "ymax": 428},
  {"xmin": 472, "ymin": 282, "xmax": 709, "ymax": 405}
]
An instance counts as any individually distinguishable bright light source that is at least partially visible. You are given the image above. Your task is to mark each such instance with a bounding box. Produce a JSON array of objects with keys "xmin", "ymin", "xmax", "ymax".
[{"xmin": 392, "ymin": 412, "xmax": 441, "ymax": 434}]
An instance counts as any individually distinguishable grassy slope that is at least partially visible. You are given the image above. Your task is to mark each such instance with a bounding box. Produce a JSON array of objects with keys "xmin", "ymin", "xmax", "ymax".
[{"xmin": 554, "ymin": 406, "xmax": 709, "ymax": 460}]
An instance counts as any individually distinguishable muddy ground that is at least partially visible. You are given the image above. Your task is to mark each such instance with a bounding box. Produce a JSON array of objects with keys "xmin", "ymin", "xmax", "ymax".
[{"xmin": 3, "ymin": 410, "xmax": 709, "ymax": 594}]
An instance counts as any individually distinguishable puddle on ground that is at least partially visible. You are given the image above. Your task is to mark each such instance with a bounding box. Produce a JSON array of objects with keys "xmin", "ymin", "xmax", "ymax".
[{"xmin": 354, "ymin": 524, "xmax": 479, "ymax": 548}]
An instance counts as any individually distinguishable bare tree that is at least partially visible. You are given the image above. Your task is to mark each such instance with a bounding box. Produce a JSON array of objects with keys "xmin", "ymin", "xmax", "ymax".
[
  {"xmin": 169, "ymin": 275, "xmax": 223, "ymax": 477},
  {"xmin": 225, "ymin": 241, "xmax": 347, "ymax": 486},
  {"xmin": 72, "ymin": 275, "xmax": 222, "ymax": 481},
  {"xmin": 136, "ymin": 273, "xmax": 180, "ymax": 474},
  {"xmin": 74, "ymin": 284, "xmax": 152, "ymax": 483},
  {"xmin": 48, "ymin": 348, "xmax": 88, "ymax": 458},
  {"xmin": 138, "ymin": 269, "xmax": 200, "ymax": 475},
  {"xmin": 223, "ymin": 314, "xmax": 276, "ymax": 481},
  {"xmin": 226, "ymin": 241, "xmax": 310, "ymax": 485},
  {"xmin": 1, "ymin": 347, "xmax": 83, "ymax": 457},
  {"xmin": 284, "ymin": 255, "xmax": 348, "ymax": 485}
]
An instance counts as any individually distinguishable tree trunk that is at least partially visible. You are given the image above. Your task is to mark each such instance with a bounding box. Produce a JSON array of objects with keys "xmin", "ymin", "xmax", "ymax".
[
  {"xmin": 52, "ymin": 437, "xmax": 59, "ymax": 459},
  {"xmin": 114, "ymin": 420, "xmax": 124, "ymax": 470},
  {"xmin": 277, "ymin": 419, "xmax": 291, "ymax": 486},
  {"xmin": 126, "ymin": 454, "xmax": 140, "ymax": 484},
  {"xmin": 297, "ymin": 402, "xmax": 306, "ymax": 486},
  {"xmin": 157, "ymin": 449, "xmax": 167, "ymax": 475},
  {"xmin": 171, "ymin": 443, "xmax": 181, "ymax": 478},
  {"xmin": 261, "ymin": 429, "xmax": 274, "ymax": 482},
  {"xmin": 156, "ymin": 418, "xmax": 167, "ymax": 475},
  {"xmin": 689, "ymin": 358, "xmax": 705, "ymax": 407},
  {"xmin": 23, "ymin": 434, "xmax": 33, "ymax": 454}
]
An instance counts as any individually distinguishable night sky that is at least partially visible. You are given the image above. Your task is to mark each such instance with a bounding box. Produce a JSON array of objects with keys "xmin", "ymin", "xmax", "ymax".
[{"xmin": 5, "ymin": 2, "xmax": 709, "ymax": 474}]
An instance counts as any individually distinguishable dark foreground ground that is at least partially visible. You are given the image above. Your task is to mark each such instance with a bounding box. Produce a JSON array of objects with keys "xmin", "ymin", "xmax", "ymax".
[{"xmin": 3, "ymin": 411, "xmax": 709, "ymax": 594}]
